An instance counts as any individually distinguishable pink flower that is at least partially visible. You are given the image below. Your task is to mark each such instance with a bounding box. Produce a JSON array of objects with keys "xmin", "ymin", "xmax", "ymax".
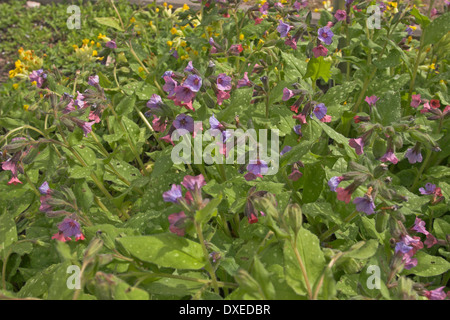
[
  {"xmin": 312, "ymin": 45, "xmax": 328, "ymax": 58},
  {"xmin": 380, "ymin": 150, "xmax": 399, "ymax": 164},
  {"xmin": 411, "ymin": 94, "xmax": 421, "ymax": 108},
  {"xmin": 349, "ymin": 138, "xmax": 364, "ymax": 155},
  {"xmin": 425, "ymin": 287, "xmax": 447, "ymax": 300},
  {"xmin": 336, "ymin": 187, "xmax": 352, "ymax": 204},
  {"xmin": 424, "ymin": 233, "xmax": 438, "ymax": 248},
  {"xmin": 7, "ymin": 176, "xmax": 22, "ymax": 185},
  {"xmin": 168, "ymin": 211, "xmax": 187, "ymax": 236},
  {"xmin": 216, "ymin": 90, "xmax": 230, "ymax": 105}
]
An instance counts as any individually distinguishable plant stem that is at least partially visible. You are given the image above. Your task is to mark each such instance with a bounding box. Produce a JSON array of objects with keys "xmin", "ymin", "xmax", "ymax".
[
  {"xmin": 194, "ymin": 220, "xmax": 220, "ymax": 294},
  {"xmin": 290, "ymin": 238, "xmax": 313, "ymax": 299}
]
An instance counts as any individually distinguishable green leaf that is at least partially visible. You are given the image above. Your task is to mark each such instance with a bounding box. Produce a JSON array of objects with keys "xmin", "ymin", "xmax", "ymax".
[
  {"xmin": 344, "ymin": 240, "xmax": 379, "ymax": 260},
  {"xmin": 315, "ymin": 119, "xmax": 357, "ymax": 159},
  {"xmin": 94, "ymin": 17, "xmax": 124, "ymax": 31},
  {"xmin": 302, "ymin": 162, "xmax": 325, "ymax": 203},
  {"xmin": 117, "ymin": 234, "xmax": 206, "ymax": 270},
  {"xmin": 195, "ymin": 194, "xmax": 222, "ymax": 224},
  {"xmin": 410, "ymin": 7, "xmax": 430, "ymax": 28},
  {"xmin": 304, "ymin": 56, "xmax": 332, "ymax": 82},
  {"xmin": 376, "ymin": 91, "xmax": 401, "ymax": 126},
  {"xmin": 284, "ymin": 228, "xmax": 326, "ymax": 296},
  {"xmin": 403, "ymin": 251, "xmax": 450, "ymax": 277},
  {"xmin": 0, "ymin": 213, "xmax": 17, "ymax": 258},
  {"xmin": 115, "ymin": 94, "xmax": 136, "ymax": 116},
  {"xmin": 423, "ymin": 12, "xmax": 450, "ymax": 46}
]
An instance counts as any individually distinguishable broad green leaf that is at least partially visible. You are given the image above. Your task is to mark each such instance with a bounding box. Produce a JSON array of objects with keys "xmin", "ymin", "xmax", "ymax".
[
  {"xmin": 403, "ymin": 251, "xmax": 450, "ymax": 277},
  {"xmin": 94, "ymin": 17, "xmax": 124, "ymax": 31},
  {"xmin": 423, "ymin": 12, "xmax": 450, "ymax": 46},
  {"xmin": 302, "ymin": 162, "xmax": 325, "ymax": 203},
  {"xmin": 0, "ymin": 213, "xmax": 17, "ymax": 258},
  {"xmin": 376, "ymin": 91, "xmax": 401, "ymax": 126},
  {"xmin": 304, "ymin": 56, "xmax": 332, "ymax": 82},
  {"xmin": 284, "ymin": 228, "xmax": 326, "ymax": 296},
  {"xmin": 117, "ymin": 234, "xmax": 206, "ymax": 270},
  {"xmin": 344, "ymin": 240, "xmax": 379, "ymax": 260}
]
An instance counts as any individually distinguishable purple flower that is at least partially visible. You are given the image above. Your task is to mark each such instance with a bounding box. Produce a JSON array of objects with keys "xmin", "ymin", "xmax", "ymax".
[
  {"xmin": 228, "ymin": 44, "xmax": 243, "ymax": 55},
  {"xmin": 318, "ymin": 27, "xmax": 334, "ymax": 45},
  {"xmin": 312, "ymin": 45, "xmax": 328, "ymax": 58},
  {"xmin": 39, "ymin": 195, "xmax": 52, "ymax": 213},
  {"xmin": 349, "ymin": 137, "xmax": 364, "ymax": 155},
  {"xmin": 2, "ymin": 159, "xmax": 18, "ymax": 177},
  {"xmin": 105, "ymin": 40, "xmax": 117, "ymax": 49},
  {"xmin": 380, "ymin": 151, "xmax": 399, "ymax": 164},
  {"xmin": 162, "ymin": 71, "xmax": 173, "ymax": 78},
  {"xmin": 282, "ymin": 88, "xmax": 295, "ymax": 101},
  {"xmin": 173, "ymin": 114, "xmax": 194, "ymax": 132},
  {"xmin": 395, "ymin": 242, "xmax": 413, "ymax": 254},
  {"xmin": 216, "ymin": 73, "xmax": 232, "ymax": 91},
  {"xmin": 335, "ymin": 9, "xmax": 347, "ymax": 21},
  {"xmin": 312, "ymin": 103, "xmax": 327, "ymax": 120},
  {"xmin": 237, "ymin": 72, "xmax": 252, "ymax": 88},
  {"xmin": 75, "ymin": 120, "xmax": 95, "ymax": 137},
  {"xmin": 293, "ymin": 124, "xmax": 302, "ymax": 135},
  {"xmin": 365, "ymin": 95, "xmax": 379, "ymax": 107},
  {"xmin": 280, "ymin": 146, "xmax": 292, "ymax": 156},
  {"xmin": 411, "ymin": 217, "xmax": 429, "ymax": 235},
  {"xmin": 163, "ymin": 184, "xmax": 183, "ymax": 203},
  {"xmin": 88, "ymin": 75, "xmax": 99, "ymax": 86},
  {"xmin": 74, "ymin": 91, "xmax": 86, "ymax": 109},
  {"xmin": 184, "ymin": 61, "xmax": 194, "ymax": 72},
  {"xmin": 209, "ymin": 114, "xmax": 224, "ymax": 130},
  {"xmin": 289, "ymin": 168, "xmax": 303, "ymax": 181},
  {"xmin": 328, "ymin": 176, "xmax": 343, "ymax": 192},
  {"xmin": 247, "ymin": 159, "xmax": 268, "ymax": 176},
  {"xmin": 406, "ymin": 26, "xmax": 414, "ymax": 36},
  {"xmin": 181, "ymin": 174, "xmax": 206, "ymax": 191},
  {"xmin": 277, "ymin": 20, "xmax": 293, "ymax": 38},
  {"xmin": 29, "ymin": 69, "xmax": 46, "ymax": 88},
  {"xmin": 353, "ymin": 196, "xmax": 376, "ymax": 215},
  {"xmin": 294, "ymin": 0, "xmax": 308, "ymax": 10},
  {"xmin": 411, "ymin": 94, "xmax": 421, "ymax": 108},
  {"xmin": 184, "ymin": 74, "xmax": 202, "ymax": 92},
  {"xmin": 147, "ymin": 94, "xmax": 163, "ymax": 110},
  {"xmin": 405, "ymin": 147, "xmax": 422, "ymax": 164},
  {"xmin": 424, "ymin": 233, "xmax": 438, "ymax": 248},
  {"xmin": 163, "ymin": 76, "xmax": 177, "ymax": 96},
  {"xmin": 174, "ymin": 85, "xmax": 196, "ymax": 103},
  {"xmin": 425, "ymin": 287, "xmax": 447, "ymax": 300},
  {"xmin": 58, "ymin": 218, "xmax": 83, "ymax": 238},
  {"xmin": 259, "ymin": 2, "xmax": 269, "ymax": 15},
  {"xmin": 38, "ymin": 181, "xmax": 52, "ymax": 195},
  {"xmin": 419, "ymin": 183, "xmax": 437, "ymax": 195}
]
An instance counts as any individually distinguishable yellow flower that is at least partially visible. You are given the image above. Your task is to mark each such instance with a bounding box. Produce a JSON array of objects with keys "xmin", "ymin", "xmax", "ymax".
[
  {"xmin": 149, "ymin": 21, "xmax": 153, "ymax": 26},
  {"xmin": 31, "ymin": 81, "xmax": 37, "ymax": 86},
  {"xmin": 96, "ymin": 42, "xmax": 101, "ymax": 48},
  {"xmin": 429, "ymin": 63, "xmax": 435, "ymax": 70},
  {"xmin": 202, "ymin": 46, "xmax": 208, "ymax": 51},
  {"xmin": 167, "ymin": 40, "xmax": 173, "ymax": 47},
  {"xmin": 193, "ymin": 50, "xmax": 199, "ymax": 56},
  {"xmin": 92, "ymin": 50, "xmax": 98, "ymax": 57},
  {"xmin": 258, "ymin": 39, "xmax": 264, "ymax": 45},
  {"xmin": 13, "ymin": 83, "xmax": 19, "ymax": 90},
  {"xmin": 82, "ymin": 39, "xmax": 90, "ymax": 45},
  {"xmin": 138, "ymin": 67, "xmax": 144, "ymax": 73},
  {"xmin": 130, "ymin": 17, "xmax": 136, "ymax": 23},
  {"xmin": 170, "ymin": 27, "xmax": 178, "ymax": 35},
  {"xmin": 182, "ymin": 4, "xmax": 189, "ymax": 10},
  {"xmin": 163, "ymin": 2, "xmax": 167, "ymax": 7},
  {"xmin": 180, "ymin": 41, "xmax": 187, "ymax": 47},
  {"xmin": 72, "ymin": 44, "xmax": 78, "ymax": 50},
  {"xmin": 169, "ymin": 5, "xmax": 173, "ymax": 9},
  {"xmin": 23, "ymin": 105, "xmax": 29, "ymax": 111},
  {"xmin": 156, "ymin": 8, "xmax": 159, "ymax": 12},
  {"xmin": 239, "ymin": 33, "xmax": 244, "ymax": 41}
]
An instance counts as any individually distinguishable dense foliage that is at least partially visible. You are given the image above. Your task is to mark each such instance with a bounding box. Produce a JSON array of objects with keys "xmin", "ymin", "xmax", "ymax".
[{"xmin": 0, "ymin": 0, "xmax": 449, "ymax": 300}]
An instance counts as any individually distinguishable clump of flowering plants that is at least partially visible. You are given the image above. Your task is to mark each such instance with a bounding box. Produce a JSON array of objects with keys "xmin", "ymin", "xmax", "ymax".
[{"xmin": 0, "ymin": 0, "xmax": 449, "ymax": 300}]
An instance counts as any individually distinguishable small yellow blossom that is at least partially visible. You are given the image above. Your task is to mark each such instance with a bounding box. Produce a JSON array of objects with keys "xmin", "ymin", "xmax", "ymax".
[
  {"xmin": 130, "ymin": 17, "xmax": 136, "ymax": 23},
  {"xmin": 170, "ymin": 27, "xmax": 178, "ymax": 35},
  {"xmin": 23, "ymin": 105, "xmax": 29, "ymax": 111},
  {"xmin": 163, "ymin": 2, "xmax": 167, "ymax": 7},
  {"xmin": 182, "ymin": 4, "xmax": 189, "ymax": 10},
  {"xmin": 156, "ymin": 8, "xmax": 159, "ymax": 12},
  {"xmin": 239, "ymin": 34, "xmax": 245, "ymax": 41},
  {"xmin": 13, "ymin": 83, "xmax": 19, "ymax": 90},
  {"xmin": 31, "ymin": 81, "xmax": 37, "ymax": 86},
  {"xmin": 168, "ymin": 5, "xmax": 173, "ymax": 9},
  {"xmin": 92, "ymin": 50, "xmax": 98, "ymax": 57},
  {"xmin": 167, "ymin": 40, "xmax": 173, "ymax": 47}
]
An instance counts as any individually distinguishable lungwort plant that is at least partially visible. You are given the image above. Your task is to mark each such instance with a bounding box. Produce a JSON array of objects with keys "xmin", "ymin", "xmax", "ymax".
[{"xmin": 0, "ymin": 0, "xmax": 449, "ymax": 300}]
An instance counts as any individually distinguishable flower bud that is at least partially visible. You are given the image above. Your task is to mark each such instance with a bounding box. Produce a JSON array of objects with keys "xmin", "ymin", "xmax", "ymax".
[{"xmin": 285, "ymin": 203, "xmax": 302, "ymax": 235}]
